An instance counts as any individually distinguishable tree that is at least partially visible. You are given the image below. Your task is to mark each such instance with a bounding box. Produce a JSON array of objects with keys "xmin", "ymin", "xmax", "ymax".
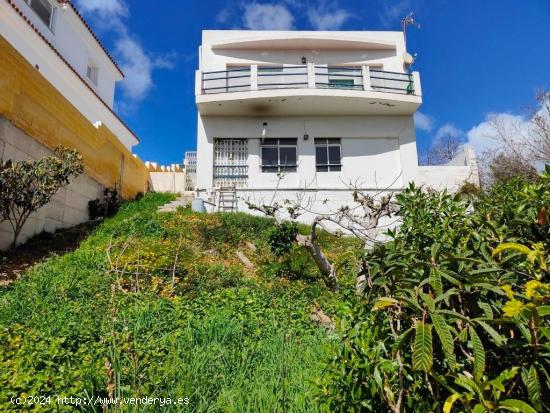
[
  {"xmin": 0, "ymin": 146, "xmax": 84, "ymax": 248},
  {"xmin": 481, "ymin": 89, "xmax": 550, "ymax": 185},
  {"xmin": 425, "ymin": 133, "xmax": 464, "ymax": 165},
  {"xmin": 245, "ymin": 176, "xmax": 398, "ymax": 291}
]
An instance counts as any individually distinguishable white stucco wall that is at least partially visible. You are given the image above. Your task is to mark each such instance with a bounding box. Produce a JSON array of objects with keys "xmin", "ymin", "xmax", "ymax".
[
  {"xmin": 197, "ymin": 115, "xmax": 419, "ymax": 192},
  {"xmin": 1, "ymin": 0, "xmax": 138, "ymax": 150},
  {"xmin": 11, "ymin": 0, "xmax": 121, "ymax": 106},
  {"xmin": 0, "ymin": 118, "xmax": 103, "ymax": 250},
  {"xmin": 200, "ymin": 30, "xmax": 407, "ymax": 72}
]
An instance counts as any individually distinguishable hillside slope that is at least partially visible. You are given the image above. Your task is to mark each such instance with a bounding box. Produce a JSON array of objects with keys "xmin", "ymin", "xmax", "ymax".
[{"xmin": 0, "ymin": 193, "xmax": 358, "ymax": 412}]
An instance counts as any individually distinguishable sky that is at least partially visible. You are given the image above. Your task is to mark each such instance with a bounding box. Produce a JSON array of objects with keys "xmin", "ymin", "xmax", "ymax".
[{"xmin": 74, "ymin": 0, "xmax": 550, "ymax": 165}]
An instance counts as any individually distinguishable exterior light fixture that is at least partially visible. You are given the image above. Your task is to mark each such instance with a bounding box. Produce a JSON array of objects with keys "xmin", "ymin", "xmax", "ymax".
[
  {"xmin": 303, "ymin": 134, "xmax": 309, "ymax": 141},
  {"xmin": 262, "ymin": 122, "xmax": 268, "ymax": 138},
  {"xmin": 301, "ymin": 56, "xmax": 307, "ymax": 64}
]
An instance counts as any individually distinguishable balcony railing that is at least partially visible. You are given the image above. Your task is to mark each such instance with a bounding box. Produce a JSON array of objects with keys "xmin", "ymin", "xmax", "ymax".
[{"xmin": 200, "ymin": 65, "xmax": 418, "ymax": 96}]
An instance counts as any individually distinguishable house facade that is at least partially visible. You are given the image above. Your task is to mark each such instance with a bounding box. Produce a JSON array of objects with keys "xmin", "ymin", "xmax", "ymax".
[
  {"xmin": 0, "ymin": 0, "xmax": 149, "ymax": 248},
  {"xmin": 195, "ymin": 30, "xmax": 477, "ymax": 220}
]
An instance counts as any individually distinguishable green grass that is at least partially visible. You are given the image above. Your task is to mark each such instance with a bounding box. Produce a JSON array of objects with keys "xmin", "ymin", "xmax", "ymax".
[{"xmin": 0, "ymin": 193, "xmax": 357, "ymax": 412}]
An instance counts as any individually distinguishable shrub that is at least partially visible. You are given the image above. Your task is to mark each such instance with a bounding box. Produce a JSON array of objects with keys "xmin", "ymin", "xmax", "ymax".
[
  {"xmin": 0, "ymin": 146, "xmax": 83, "ymax": 248},
  {"xmin": 317, "ymin": 166, "xmax": 550, "ymax": 412}
]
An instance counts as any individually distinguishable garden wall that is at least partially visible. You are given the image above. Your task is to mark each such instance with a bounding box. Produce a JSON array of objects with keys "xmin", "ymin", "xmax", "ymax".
[
  {"xmin": 0, "ymin": 35, "xmax": 150, "ymax": 249},
  {"xmin": 0, "ymin": 117, "xmax": 104, "ymax": 249}
]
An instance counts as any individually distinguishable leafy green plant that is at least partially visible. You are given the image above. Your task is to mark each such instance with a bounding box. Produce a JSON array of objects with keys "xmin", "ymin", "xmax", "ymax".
[
  {"xmin": 0, "ymin": 146, "xmax": 83, "ymax": 248},
  {"xmin": 318, "ymin": 170, "xmax": 550, "ymax": 412},
  {"xmin": 268, "ymin": 221, "xmax": 298, "ymax": 256}
]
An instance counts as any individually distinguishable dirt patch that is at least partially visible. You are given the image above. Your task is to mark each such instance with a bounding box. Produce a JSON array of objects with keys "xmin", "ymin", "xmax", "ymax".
[{"xmin": 0, "ymin": 221, "xmax": 99, "ymax": 287}]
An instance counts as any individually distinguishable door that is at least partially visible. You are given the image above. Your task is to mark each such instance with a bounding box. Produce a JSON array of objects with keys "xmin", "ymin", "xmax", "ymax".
[{"xmin": 213, "ymin": 139, "xmax": 248, "ymax": 188}]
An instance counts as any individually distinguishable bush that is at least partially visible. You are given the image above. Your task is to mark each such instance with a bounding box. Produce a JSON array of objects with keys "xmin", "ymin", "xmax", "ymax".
[
  {"xmin": 0, "ymin": 146, "xmax": 83, "ymax": 248},
  {"xmin": 317, "ymin": 167, "xmax": 550, "ymax": 412}
]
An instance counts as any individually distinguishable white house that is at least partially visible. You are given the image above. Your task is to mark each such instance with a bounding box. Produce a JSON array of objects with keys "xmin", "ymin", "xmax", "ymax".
[{"xmin": 192, "ymin": 30, "xmax": 477, "ymax": 220}]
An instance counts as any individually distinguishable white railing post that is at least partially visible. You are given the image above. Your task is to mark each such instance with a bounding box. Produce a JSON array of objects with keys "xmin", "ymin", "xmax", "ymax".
[
  {"xmin": 195, "ymin": 70, "xmax": 202, "ymax": 95},
  {"xmin": 250, "ymin": 65, "xmax": 258, "ymax": 91},
  {"xmin": 412, "ymin": 71, "xmax": 422, "ymax": 97},
  {"xmin": 307, "ymin": 62, "xmax": 316, "ymax": 88},
  {"xmin": 362, "ymin": 65, "xmax": 372, "ymax": 91}
]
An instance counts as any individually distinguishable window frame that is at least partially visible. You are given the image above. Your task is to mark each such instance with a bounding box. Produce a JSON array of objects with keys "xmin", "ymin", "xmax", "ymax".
[
  {"xmin": 315, "ymin": 138, "xmax": 342, "ymax": 172},
  {"xmin": 86, "ymin": 61, "xmax": 100, "ymax": 87},
  {"xmin": 260, "ymin": 138, "xmax": 298, "ymax": 173},
  {"xmin": 26, "ymin": 0, "xmax": 55, "ymax": 30}
]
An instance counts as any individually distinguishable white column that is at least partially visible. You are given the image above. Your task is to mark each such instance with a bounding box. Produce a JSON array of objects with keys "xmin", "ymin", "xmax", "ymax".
[
  {"xmin": 307, "ymin": 62, "xmax": 316, "ymax": 88},
  {"xmin": 412, "ymin": 71, "xmax": 422, "ymax": 96},
  {"xmin": 250, "ymin": 65, "xmax": 258, "ymax": 91},
  {"xmin": 362, "ymin": 66, "xmax": 372, "ymax": 91},
  {"xmin": 195, "ymin": 70, "xmax": 202, "ymax": 95}
]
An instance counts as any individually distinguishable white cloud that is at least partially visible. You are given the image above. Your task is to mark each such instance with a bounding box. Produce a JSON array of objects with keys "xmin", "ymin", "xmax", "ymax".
[
  {"xmin": 466, "ymin": 113, "xmax": 528, "ymax": 156},
  {"xmin": 75, "ymin": 0, "xmax": 175, "ymax": 108},
  {"xmin": 414, "ymin": 111, "xmax": 434, "ymax": 132},
  {"xmin": 434, "ymin": 123, "xmax": 464, "ymax": 142},
  {"xmin": 243, "ymin": 3, "xmax": 294, "ymax": 30},
  {"xmin": 307, "ymin": 1, "xmax": 350, "ymax": 30},
  {"xmin": 76, "ymin": 0, "xmax": 127, "ymax": 17},
  {"xmin": 379, "ymin": 0, "xmax": 412, "ymax": 27}
]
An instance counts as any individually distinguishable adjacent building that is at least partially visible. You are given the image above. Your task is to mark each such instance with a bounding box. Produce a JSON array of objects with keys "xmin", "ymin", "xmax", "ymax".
[
  {"xmin": 195, "ymin": 30, "xmax": 478, "ymax": 219},
  {"xmin": 0, "ymin": 0, "xmax": 149, "ymax": 248}
]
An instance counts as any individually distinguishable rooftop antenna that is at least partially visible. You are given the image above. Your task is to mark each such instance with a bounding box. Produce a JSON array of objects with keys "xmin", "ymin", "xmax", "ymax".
[
  {"xmin": 401, "ymin": 12, "xmax": 420, "ymax": 49},
  {"xmin": 401, "ymin": 13, "xmax": 420, "ymax": 69}
]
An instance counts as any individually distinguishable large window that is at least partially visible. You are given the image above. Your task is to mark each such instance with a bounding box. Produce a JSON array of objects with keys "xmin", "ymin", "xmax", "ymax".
[
  {"xmin": 261, "ymin": 138, "xmax": 297, "ymax": 173},
  {"xmin": 315, "ymin": 138, "xmax": 342, "ymax": 172},
  {"xmin": 27, "ymin": 0, "xmax": 54, "ymax": 29}
]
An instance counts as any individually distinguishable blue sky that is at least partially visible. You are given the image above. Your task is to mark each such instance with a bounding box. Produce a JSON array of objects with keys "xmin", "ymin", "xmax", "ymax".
[{"xmin": 75, "ymin": 0, "xmax": 550, "ymax": 165}]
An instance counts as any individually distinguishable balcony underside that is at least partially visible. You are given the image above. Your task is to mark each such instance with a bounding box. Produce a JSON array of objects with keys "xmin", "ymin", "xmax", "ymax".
[{"xmin": 196, "ymin": 88, "xmax": 422, "ymax": 116}]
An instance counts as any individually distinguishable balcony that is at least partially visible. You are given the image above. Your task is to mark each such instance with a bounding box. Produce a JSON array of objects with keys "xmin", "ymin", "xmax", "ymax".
[{"xmin": 196, "ymin": 64, "xmax": 422, "ymax": 116}]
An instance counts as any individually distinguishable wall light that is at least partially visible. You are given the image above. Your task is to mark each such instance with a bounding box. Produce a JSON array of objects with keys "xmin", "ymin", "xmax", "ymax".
[{"xmin": 301, "ymin": 56, "xmax": 307, "ymax": 64}]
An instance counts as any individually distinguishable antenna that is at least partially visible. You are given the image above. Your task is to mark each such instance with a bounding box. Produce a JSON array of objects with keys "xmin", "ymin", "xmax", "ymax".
[{"xmin": 401, "ymin": 12, "xmax": 420, "ymax": 48}]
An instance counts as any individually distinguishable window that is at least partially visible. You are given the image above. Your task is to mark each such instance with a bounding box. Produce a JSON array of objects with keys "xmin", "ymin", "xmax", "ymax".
[
  {"xmin": 86, "ymin": 63, "xmax": 99, "ymax": 86},
  {"xmin": 328, "ymin": 67, "xmax": 361, "ymax": 90},
  {"xmin": 27, "ymin": 0, "xmax": 54, "ymax": 29},
  {"xmin": 261, "ymin": 138, "xmax": 297, "ymax": 173},
  {"xmin": 315, "ymin": 138, "xmax": 342, "ymax": 172}
]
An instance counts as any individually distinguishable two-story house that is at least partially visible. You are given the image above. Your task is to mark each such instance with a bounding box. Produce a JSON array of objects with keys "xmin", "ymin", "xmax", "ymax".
[
  {"xmin": 194, "ymin": 30, "xmax": 477, "ymax": 219},
  {"xmin": 0, "ymin": 0, "xmax": 149, "ymax": 248}
]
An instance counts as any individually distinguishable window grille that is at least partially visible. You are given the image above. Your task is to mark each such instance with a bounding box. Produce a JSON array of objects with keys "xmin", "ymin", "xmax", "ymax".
[{"xmin": 213, "ymin": 139, "xmax": 248, "ymax": 188}]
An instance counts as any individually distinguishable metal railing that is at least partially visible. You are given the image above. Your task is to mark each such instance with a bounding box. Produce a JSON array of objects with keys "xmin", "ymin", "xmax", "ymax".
[
  {"xmin": 200, "ymin": 65, "xmax": 416, "ymax": 95},
  {"xmin": 370, "ymin": 70, "xmax": 414, "ymax": 95},
  {"xmin": 201, "ymin": 68, "xmax": 251, "ymax": 94}
]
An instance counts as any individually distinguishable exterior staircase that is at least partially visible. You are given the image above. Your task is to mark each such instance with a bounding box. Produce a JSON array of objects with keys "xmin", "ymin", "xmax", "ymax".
[{"xmin": 157, "ymin": 192, "xmax": 195, "ymax": 213}]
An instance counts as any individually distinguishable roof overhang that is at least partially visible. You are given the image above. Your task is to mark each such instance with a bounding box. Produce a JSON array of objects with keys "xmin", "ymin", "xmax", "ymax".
[{"xmin": 210, "ymin": 36, "xmax": 396, "ymax": 51}]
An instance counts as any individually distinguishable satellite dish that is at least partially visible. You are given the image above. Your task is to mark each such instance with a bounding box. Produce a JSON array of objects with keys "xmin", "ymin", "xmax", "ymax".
[{"xmin": 403, "ymin": 52, "xmax": 414, "ymax": 65}]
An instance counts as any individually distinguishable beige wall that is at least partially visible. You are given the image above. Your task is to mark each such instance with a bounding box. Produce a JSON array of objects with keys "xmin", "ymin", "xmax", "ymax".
[
  {"xmin": 149, "ymin": 171, "xmax": 187, "ymax": 194},
  {"xmin": 0, "ymin": 117, "xmax": 103, "ymax": 250}
]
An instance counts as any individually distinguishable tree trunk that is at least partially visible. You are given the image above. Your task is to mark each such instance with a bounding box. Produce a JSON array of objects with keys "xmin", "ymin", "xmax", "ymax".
[{"xmin": 296, "ymin": 217, "xmax": 338, "ymax": 291}]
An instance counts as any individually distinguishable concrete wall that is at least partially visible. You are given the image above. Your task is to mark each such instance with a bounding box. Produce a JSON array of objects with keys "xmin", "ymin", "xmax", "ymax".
[
  {"xmin": 0, "ymin": 118, "xmax": 103, "ymax": 249},
  {"xmin": 0, "ymin": 35, "xmax": 149, "ymax": 200},
  {"xmin": 149, "ymin": 172, "xmax": 187, "ymax": 193}
]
